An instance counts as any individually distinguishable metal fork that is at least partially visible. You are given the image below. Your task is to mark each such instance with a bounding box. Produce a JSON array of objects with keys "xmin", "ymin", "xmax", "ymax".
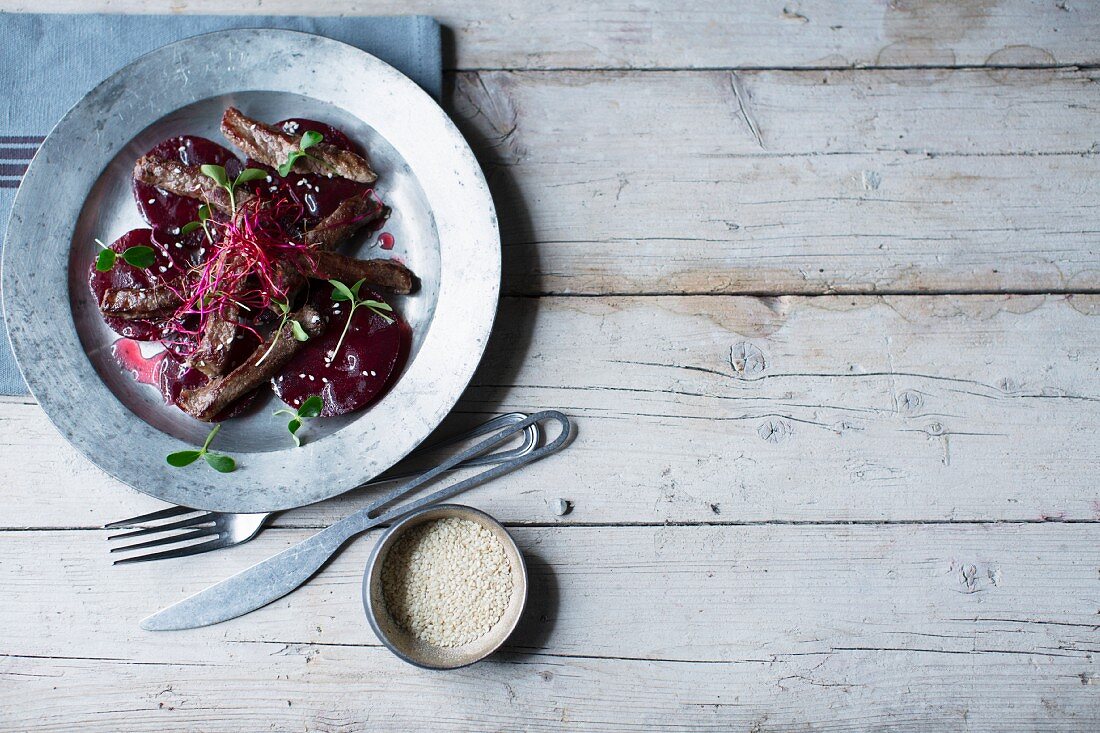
[{"xmin": 104, "ymin": 412, "xmax": 540, "ymax": 564}]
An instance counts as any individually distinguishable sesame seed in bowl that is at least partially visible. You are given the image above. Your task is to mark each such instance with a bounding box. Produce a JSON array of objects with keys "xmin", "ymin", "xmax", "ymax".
[{"xmin": 363, "ymin": 505, "xmax": 528, "ymax": 669}]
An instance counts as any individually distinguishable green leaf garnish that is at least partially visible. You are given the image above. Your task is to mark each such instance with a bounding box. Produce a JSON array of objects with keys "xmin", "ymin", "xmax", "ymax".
[
  {"xmin": 94, "ymin": 238, "xmax": 153, "ymax": 272},
  {"xmin": 121, "ymin": 246, "xmax": 155, "ymax": 269},
  {"xmin": 298, "ymin": 395, "xmax": 324, "ymax": 419},
  {"xmin": 328, "ymin": 279, "xmax": 395, "ymax": 360},
  {"xmin": 95, "ymin": 248, "xmax": 116, "ymax": 272},
  {"xmin": 329, "ymin": 279, "xmax": 355, "ymax": 302},
  {"xmin": 201, "ymin": 166, "xmax": 262, "ymax": 215},
  {"xmin": 299, "ymin": 130, "xmax": 323, "ymax": 151},
  {"xmin": 200, "ymin": 164, "xmax": 229, "ymax": 187},
  {"xmin": 276, "ymin": 130, "xmax": 335, "ymax": 177},
  {"xmin": 204, "ymin": 453, "xmax": 237, "ymax": 473},
  {"xmin": 180, "ymin": 204, "xmax": 213, "ymax": 237},
  {"xmin": 234, "ymin": 168, "xmax": 268, "ymax": 186},
  {"xmin": 287, "ymin": 418, "xmax": 303, "ymax": 447},
  {"xmin": 274, "ymin": 394, "xmax": 325, "ymax": 447},
  {"xmin": 166, "ymin": 450, "xmax": 201, "ymax": 467},
  {"xmin": 166, "ymin": 424, "xmax": 236, "ymax": 473},
  {"xmin": 256, "ymin": 299, "xmax": 309, "ymax": 365}
]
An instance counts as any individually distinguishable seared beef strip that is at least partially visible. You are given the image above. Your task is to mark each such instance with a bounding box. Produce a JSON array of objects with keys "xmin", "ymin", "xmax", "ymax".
[
  {"xmin": 188, "ymin": 304, "xmax": 240, "ymax": 378},
  {"xmin": 308, "ymin": 252, "xmax": 416, "ymax": 295},
  {"xmin": 99, "ymin": 285, "xmax": 183, "ymax": 320},
  {"xmin": 302, "ymin": 193, "xmax": 387, "ymax": 252},
  {"xmin": 178, "ymin": 304, "xmax": 326, "ymax": 421},
  {"xmin": 221, "ymin": 107, "xmax": 377, "ymax": 184},
  {"xmin": 133, "ymin": 155, "xmax": 249, "ymax": 214}
]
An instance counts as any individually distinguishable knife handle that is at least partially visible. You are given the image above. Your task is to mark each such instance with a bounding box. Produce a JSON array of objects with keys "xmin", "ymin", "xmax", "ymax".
[{"xmin": 330, "ymin": 410, "xmax": 572, "ymax": 545}]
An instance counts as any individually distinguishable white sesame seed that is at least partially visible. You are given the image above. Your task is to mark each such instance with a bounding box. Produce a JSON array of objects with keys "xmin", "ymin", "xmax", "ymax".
[
  {"xmin": 298, "ymin": 373, "xmax": 306, "ymax": 379},
  {"xmin": 147, "ymin": 198, "xmax": 156, "ymax": 204}
]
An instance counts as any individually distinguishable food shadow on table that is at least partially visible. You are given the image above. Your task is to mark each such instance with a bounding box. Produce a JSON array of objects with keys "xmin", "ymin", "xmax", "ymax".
[{"xmin": 497, "ymin": 547, "xmax": 561, "ymax": 659}]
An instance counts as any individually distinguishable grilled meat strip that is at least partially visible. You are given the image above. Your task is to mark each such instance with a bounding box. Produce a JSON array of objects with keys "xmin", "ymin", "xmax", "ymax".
[
  {"xmin": 308, "ymin": 251, "xmax": 416, "ymax": 294},
  {"xmin": 221, "ymin": 107, "xmax": 377, "ymax": 184},
  {"xmin": 188, "ymin": 305, "xmax": 240, "ymax": 378},
  {"xmin": 133, "ymin": 155, "xmax": 248, "ymax": 213},
  {"xmin": 302, "ymin": 193, "xmax": 387, "ymax": 252},
  {"xmin": 178, "ymin": 305, "xmax": 325, "ymax": 421},
  {"xmin": 99, "ymin": 285, "xmax": 183, "ymax": 320}
]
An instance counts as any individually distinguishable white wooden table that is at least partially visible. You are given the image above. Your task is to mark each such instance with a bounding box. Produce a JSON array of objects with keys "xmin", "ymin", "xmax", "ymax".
[{"xmin": 2, "ymin": 2, "xmax": 1098, "ymax": 730}]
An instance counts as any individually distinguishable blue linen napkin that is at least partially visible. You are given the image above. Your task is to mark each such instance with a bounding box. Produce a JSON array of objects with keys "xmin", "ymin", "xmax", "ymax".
[{"xmin": 0, "ymin": 13, "xmax": 442, "ymax": 395}]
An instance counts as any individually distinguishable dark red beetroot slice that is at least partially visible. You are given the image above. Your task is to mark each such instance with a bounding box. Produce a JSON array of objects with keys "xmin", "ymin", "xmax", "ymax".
[
  {"xmin": 133, "ymin": 136, "xmax": 241, "ymax": 231},
  {"xmin": 272, "ymin": 286, "xmax": 408, "ymax": 417},
  {"xmin": 241, "ymin": 119, "xmax": 374, "ymax": 227},
  {"xmin": 88, "ymin": 228, "xmax": 182, "ymax": 341}
]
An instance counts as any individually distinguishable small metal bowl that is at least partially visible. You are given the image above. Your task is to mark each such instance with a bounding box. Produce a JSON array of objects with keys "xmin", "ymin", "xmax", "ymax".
[{"xmin": 363, "ymin": 504, "xmax": 528, "ymax": 669}]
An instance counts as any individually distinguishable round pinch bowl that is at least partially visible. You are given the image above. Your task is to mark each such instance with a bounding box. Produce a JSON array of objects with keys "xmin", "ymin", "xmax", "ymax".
[{"xmin": 363, "ymin": 504, "xmax": 528, "ymax": 670}]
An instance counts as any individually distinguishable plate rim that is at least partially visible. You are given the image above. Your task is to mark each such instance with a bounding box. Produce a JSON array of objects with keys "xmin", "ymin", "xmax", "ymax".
[{"xmin": 1, "ymin": 29, "xmax": 500, "ymax": 512}]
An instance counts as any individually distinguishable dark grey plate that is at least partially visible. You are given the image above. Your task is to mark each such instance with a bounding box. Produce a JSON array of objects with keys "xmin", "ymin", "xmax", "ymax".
[{"xmin": 1, "ymin": 30, "xmax": 499, "ymax": 512}]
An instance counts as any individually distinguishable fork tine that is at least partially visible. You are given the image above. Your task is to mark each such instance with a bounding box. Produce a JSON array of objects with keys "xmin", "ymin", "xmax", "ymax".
[
  {"xmin": 112, "ymin": 537, "xmax": 233, "ymax": 565},
  {"xmin": 106, "ymin": 513, "xmax": 216, "ymax": 540},
  {"xmin": 103, "ymin": 505, "xmax": 195, "ymax": 529},
  {"xmin": 109, "ymin": 528, "xmax": 221, "ymax": 554}
]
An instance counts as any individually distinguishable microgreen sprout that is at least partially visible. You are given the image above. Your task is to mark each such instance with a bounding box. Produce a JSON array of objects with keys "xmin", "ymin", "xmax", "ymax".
[
  {"xmin": 273, "ymin": 394, "xmax": 324, "ymax": 447},
  {"xmin": 180, "ymin": 204, "xmax": 214, "ymax": 243},
  {"xmin": 255, "ymin": 298, "xmax": 310, "ymax": 366},
  {"xmin": 200, "ymin": 164, "xmax": 267, "ymax": 214},
  {"xmin": 277, "ymin": 130, "xmax": 335, "ymax": 177},
  {"xmin": 166, "ymin": 424, "xmax": 237, "ymax": 473},
  {"xmin": 329, "ymin": 278, "xmax": 394, "ymax": 360},
  {"xmin": 95, "ymin": 237, "xmax": 155, "ymax": 273}
]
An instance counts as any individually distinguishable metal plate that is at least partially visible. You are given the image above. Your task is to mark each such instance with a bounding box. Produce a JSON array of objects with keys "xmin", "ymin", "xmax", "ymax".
[{"xmin": 2, "ymin": 30, "xmax": 499, "ymax": 512}]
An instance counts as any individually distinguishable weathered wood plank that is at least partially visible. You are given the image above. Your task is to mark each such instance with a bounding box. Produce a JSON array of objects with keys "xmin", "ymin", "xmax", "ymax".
[
  {"xmin": 2, "ymin": 0, "xmax": 1097, "ymax": 71},
  {"xmin": 447, "ymin": 69, "xmax": 1100, "ymax": 295},
  {"xmin": 2, "ymin": 294, "xmax": 1097, "ymax": 527},
  {"xmin": 1, "ymin": 524, "xmax": 1097, "ymax": 731},
  {"xmin": 454, "ymin": 68, "xmax": 1100, "ymax": 158}
]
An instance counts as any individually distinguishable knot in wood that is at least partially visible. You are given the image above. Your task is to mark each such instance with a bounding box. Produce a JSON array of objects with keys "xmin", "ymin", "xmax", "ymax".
[
  {"xmin": 897, "ymin": 389, "xmax": 923, "ymax": 413},
  {"xmin": 731, "ymin": 342, "xmax": 767, "ymax": 378},
  {"xmin": 758, "ymin": 419, "xmax": 791, "ymax": 443}
]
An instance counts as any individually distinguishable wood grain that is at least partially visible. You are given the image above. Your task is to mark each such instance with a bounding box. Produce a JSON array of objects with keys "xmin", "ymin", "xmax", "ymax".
[
  {"xmin": 447, "ymin": 69, "xmax": 1100, "ymax": 295},
  {"xmin": 1, "ymin": 0, "xmax": 1096, "ymax": 71},
  {"xmin": 3, "ymin": 3, "xmax": 1099, "ymax": 729},
  {"xmin": 3, "ymin": 294, "xmax": 1097, "ymax": 528},
  {"xmin": 1, "ymin": 524, "xmax": 1096, "ymax": 731}
]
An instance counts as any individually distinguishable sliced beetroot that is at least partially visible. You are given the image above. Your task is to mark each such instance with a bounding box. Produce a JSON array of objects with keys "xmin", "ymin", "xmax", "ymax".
[
  {"xmin": 133, "ymin": 136, "xmax": 241, "ymax": 231},
  {"xmin": 273, "ymin": 286, "xmax": 408, "ymax": 417},
  {"xmin": 88, "ymin": 229, "xmax": 174, "ymax": 341}
]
